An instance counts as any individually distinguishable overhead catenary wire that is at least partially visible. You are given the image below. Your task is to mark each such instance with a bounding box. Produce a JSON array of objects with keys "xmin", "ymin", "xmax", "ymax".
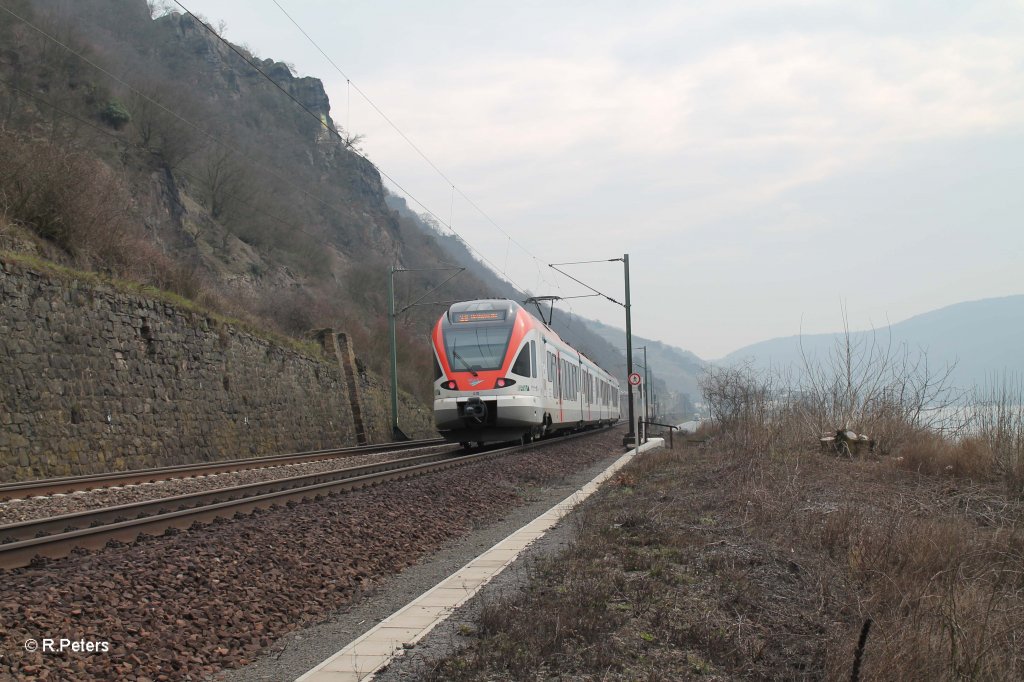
[
  {"xmin": 0, "ymin": 76, "xmax": 326, "ymax": 247},
  {"xmin": 0, "ymin": 1, "xmax": 377, "ymax": 241},
  {"xmin": 548, "ymin": 262, "xmax": 625, "ymax": 307},
  {"xmin": 2, "ymin": 77, "xmax": 475, "ymax": 326},
  {"xmin": 266, "ymin": 0, "xmax": 564, "ymax": 294},
  {"xmin": 172, "ymin": 0, "xmax": 529, "ymax": 293},
  {"xmin": 0, "ymin": 0, "xmax": 523, "ymax": 297}
]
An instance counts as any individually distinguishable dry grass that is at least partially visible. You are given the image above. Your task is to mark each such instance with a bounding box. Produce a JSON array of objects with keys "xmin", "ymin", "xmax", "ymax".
[
  {"xmin": 0, "ymin": 250, "xmax": 323, "ymax": 360},
  {"xmin": 423, "ymin": 440, "xmax": 1024, "ymax": 681},
  {"xmin": 893, "ymin": 433, "xmax": 994, "ymax": 479},
  {"xmin": 819, "ymin": 502, "xmax": 1024, "ymax": 680}
]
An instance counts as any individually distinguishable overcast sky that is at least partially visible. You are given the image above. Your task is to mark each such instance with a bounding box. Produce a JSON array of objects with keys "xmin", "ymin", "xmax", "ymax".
[{"xmin": 185, "ymin": 0, "xmax": 1024, "ymax": 359}]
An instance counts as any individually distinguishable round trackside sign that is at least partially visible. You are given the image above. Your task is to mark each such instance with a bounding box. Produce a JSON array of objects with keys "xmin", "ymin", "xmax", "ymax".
[{"xmin": 628, "ymin": 372, "xmax": 642, "ymax": 386}]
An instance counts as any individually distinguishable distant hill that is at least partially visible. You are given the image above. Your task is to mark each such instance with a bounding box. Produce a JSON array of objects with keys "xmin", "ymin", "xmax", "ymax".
[
  {"xmin": 720, "ymin": 295, "xmax": 1024, "ymax": 389},
  {"xmin": 581, "ymin": 318, "xmax": 705, "ymax": 412}
]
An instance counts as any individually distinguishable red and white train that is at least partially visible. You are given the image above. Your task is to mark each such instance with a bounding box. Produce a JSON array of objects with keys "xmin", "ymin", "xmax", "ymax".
[{"xmin": 432, "ymin": 299, "xmax": 620, "ymax": 445}]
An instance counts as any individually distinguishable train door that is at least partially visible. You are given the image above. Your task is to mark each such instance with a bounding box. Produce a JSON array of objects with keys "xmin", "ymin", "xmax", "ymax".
[
  {"xmin": 530, "ymin": 341, "xmax": 539, "ymax": 395},
  {"xmin": 555, "ymin": 350, "xmax": 563, "ymax": 423},
  {"xmin": 547, "ymin": 348, "xmax": 555, "ymax": 400},
  {"xmin": 582, "ymin": 366, "xmax": 589, "ymax": 422},
  {"xmin": 578, "ymin": 363, "xmax": 585, "ymax": 422},
  {"xmin": 587, "ymin": 370, "xmax": 592, "ymax": 422}
]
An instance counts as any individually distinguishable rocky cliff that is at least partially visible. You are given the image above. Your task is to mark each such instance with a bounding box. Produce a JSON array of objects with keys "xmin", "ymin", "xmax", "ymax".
[{"xmin": 0, "ymin": 0, "xmax": 505, "ymax": 420}]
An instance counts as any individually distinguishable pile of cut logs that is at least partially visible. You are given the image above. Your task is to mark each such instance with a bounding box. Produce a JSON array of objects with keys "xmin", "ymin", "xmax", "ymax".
[{"xmin": 820, "ymin": 429, "xmax": 875, "ymax": 456}]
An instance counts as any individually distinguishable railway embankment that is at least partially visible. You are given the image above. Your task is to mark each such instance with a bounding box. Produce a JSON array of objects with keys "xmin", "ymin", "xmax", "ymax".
[
  {"xmin": 0, "ymin": 254, "xmax": 434, "ymax": 481},
  {"xmin": 0, "ymin": 427, "xmax": 625, "ymax": 681},
  {"xmin": 396, "ymin": 441, "xmax": 1024, "ymax": 680}
]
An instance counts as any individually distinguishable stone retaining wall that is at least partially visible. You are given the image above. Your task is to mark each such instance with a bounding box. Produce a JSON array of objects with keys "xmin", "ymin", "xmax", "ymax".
[{"xmin": 0, "ymin": 257, "xmax": 435, "ymax": 481}]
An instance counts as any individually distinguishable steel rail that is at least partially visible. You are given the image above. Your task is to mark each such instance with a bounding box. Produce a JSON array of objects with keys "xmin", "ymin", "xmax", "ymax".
[
  {"xmin": 0, "ymin": 427, "xmax": 612, "ymax": 569},
  {"xmin": 0, "ymin": 448, "xmax": 460, "ymax": 543},
  {"xmin": 0, "ymin": 438, "xmax": 446, "ymax": 501}
]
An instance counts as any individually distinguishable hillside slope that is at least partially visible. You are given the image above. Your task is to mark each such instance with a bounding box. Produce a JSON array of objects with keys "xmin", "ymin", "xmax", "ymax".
[
  {"xmin": 583, "ymin": 317, "xmax": 705, "ymax": 412},
  {"xmin": 0, "ymin": 0, "xmax": 504, "ymax": 405},
  {"xmin": 1, "ymin": 0, "xmax": 706, "ymax": 418}
]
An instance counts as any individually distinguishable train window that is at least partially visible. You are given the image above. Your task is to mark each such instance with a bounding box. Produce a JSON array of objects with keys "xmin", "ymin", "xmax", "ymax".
[
  {"xmin": 530, "ymin": 342, "xmax": 537, "ymax": 378},
  {"xmin": 442, "ymin": 320, "xmax": 515, "ymax": 371},
  {"xmin": 433, "ymin": 354, "xmax": 443, "ymax": 381},
  {"xmin": 511, "ymin": 345, "xmax": 530, "ymax": 376}
]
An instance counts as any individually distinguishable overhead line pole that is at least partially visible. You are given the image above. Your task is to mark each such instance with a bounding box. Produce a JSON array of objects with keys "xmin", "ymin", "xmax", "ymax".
[
  {"xmin": 388, "ymin": 269, "xmax": 402, "ymax": 441},
  {"xmin": 388, "ymin": 266, "xmax": 464, "ymax": 441},
  {"xmin": 623, "ymin": 254, "xmax": 636, "ymax": 447},
  {"xmin": 547, "ymin": 255, "xmax": 636, "ymax": 447}
]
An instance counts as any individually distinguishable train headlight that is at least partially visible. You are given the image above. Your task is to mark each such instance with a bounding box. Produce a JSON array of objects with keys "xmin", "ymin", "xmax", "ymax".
[
  {"xmin": 442, "ymin": 380, "xmax": 458, "ymax": 390},
  {"xmin": 495, "ymin": 378, "xmax": 516, "ymax": 388}
]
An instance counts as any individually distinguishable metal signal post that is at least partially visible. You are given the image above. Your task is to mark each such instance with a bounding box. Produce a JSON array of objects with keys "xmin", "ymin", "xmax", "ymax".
[{"xmin": 628, "ymin": 371, "xmax": 642, "ymax": 447}]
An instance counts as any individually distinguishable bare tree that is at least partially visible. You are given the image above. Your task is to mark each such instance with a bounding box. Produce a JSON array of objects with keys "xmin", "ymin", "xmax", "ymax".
[
  {"xmin": 128, "ymin": 82, "xmax": 200, "ymax": 169},
  {"xmin": 199, "ymin": 148, "xmax": 253, "ymax": 221}
]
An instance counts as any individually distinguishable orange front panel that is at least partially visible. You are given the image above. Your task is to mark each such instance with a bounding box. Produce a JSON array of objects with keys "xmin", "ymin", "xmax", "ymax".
[{"xmin": 433, "ymin": 308, "xmax": 536, "ymax": 389}]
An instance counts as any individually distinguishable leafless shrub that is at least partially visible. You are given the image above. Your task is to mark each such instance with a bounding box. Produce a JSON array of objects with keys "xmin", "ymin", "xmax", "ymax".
[
  {"xmin": 702, "ymin": 309, "xmax": 964, "ymax": 461},
  {"xmin": 0, "ymin": 130, "xmax": 136, "ymax": 267},
  {"xmin": 894, "ymin": 433, "xmax": 993, "ymax": 479},
  {"xmin": 797, "ymin": 311, "xmax": 963, "ymax": 452},
  {"xmin": 124, "ymin": 239, "xmax": 219, "ymax": 307},
  {"xmin": 971, "ymin": 373, "xmax": 1024, "ymax": 492},
  {"xmin": 146, "ymin": 0, "xmax": 174, "ymax": 19},
  {"xmin": 254, "ymin": 287, "xmax": 330, "ymax": 337},
  {"xmin": 698, "ymin": 362, "xmax": 792, "ymax": 453}
]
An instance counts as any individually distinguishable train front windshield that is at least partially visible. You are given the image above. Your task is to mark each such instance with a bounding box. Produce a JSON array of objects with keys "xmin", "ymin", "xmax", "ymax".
[{"xmin": 442, "ymin": 323, "xmax": 514, "ymax": 373}]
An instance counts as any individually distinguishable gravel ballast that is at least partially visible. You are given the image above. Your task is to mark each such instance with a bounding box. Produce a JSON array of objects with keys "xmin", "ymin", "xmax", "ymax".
[
  {"xmin": 0, "ymin": 427, "xmax": 625, "ymax": 681},
  {"xmin": 0, "ymin": 444, "xmax": 456, "ymax": 526}
]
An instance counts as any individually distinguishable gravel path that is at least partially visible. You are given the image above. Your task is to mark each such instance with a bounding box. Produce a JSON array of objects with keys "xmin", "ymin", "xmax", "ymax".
[
  {"xmin": 0, "ymin": 427, "xmax": 624, "ymax": 681},
  {"xmin": 0, "ymin": 444, "xmax": 456, "ymax": 526},
  {"xmin": 370, "ymin": 506, "xmax": 580, "ymax": 682}
]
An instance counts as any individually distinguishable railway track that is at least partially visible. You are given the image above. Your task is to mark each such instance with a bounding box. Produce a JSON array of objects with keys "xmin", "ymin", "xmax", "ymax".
[
  {"xmin": 0, "ymin": 438, "xmax": 445, "ymax": 501},
  {"xmin": 0, "ymin": 428, "xmax": 610, "ymax": 569}
]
